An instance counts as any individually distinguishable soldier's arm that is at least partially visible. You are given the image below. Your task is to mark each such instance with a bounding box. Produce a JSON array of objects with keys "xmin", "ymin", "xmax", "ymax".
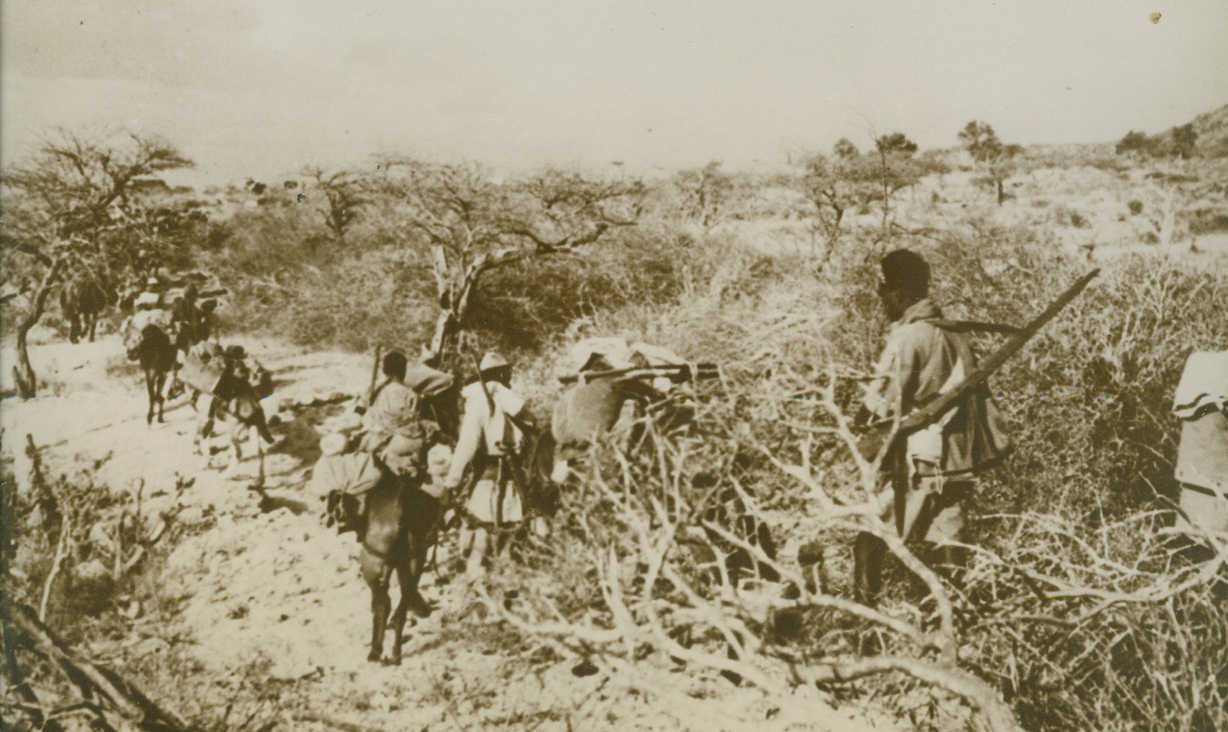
[{"xmin": 862, "ymin": 342, "xmax": 899, "ymax": 420}]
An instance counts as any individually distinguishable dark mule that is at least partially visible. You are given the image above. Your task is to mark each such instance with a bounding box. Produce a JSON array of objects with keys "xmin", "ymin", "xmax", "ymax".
[
  {"xmin": 129, "ymin": 325, "xmax": 177, "ymax": 425},
  {"xmin": 61, "ymin": 277, "xmax": 111, "ymax": 344},
  {"xmin": 359, "ymin": 471, "xmax": 441, "ymax": 665}
]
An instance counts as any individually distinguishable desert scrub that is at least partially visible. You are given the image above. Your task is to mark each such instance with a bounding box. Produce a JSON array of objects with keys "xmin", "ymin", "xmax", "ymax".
[
  {"xmin": 501, "ymin": 219, "xmax": 1227, "ymax": 731},
  {"xmin": 2, "ymin": 440, "xmax": 197, "ymax": 730}
]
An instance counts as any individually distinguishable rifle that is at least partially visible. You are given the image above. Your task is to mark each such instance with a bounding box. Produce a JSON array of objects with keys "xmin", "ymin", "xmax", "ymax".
[
  {"xmin": 858, "ymin": 268, "xmax": 1101, "ymax": 461},
  {"xmin": 470, "ymin": 353, "xmax": 519, "ymax": 526},
  {"xmin": 360, "ymin": 345, "xmax": 381, "ymax": 415},
  {"xmin": 558, "ymin": 362, "xmax": 721, "ymax": 385}
]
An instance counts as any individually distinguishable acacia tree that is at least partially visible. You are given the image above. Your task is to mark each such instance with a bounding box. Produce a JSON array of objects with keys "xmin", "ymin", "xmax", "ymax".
[
  {"xmin": 304, "ymin": 167, "xmax": 366, "ymax": 247},
  {"xmin": 796, "ymin": 138, "xmax": 876, "ymax": 257},
  {"xmin": 1170, "ymin": 123, "xmax": 1198, "ymax": 160},
  {"xmin": 872, "ymin": 132, "xmax": 924, "ymax": 233},
  {"xmin": 958, "ymin": 121, "xmax": 1022, "ymax": 205},
  {"xmin": 1115, "ymin": 130, "xmax": 1158, "ymax": 160},
  {"xmin": 674, "ymin": 160, "xmax": 734, "ymax": 230},
  {"xmin": 1, "ymin": 130, "xmax": 192, "ymax": 397},
  {"xmin": 376, "ymin": 160, "xmax": 644, "ymax": 363}
]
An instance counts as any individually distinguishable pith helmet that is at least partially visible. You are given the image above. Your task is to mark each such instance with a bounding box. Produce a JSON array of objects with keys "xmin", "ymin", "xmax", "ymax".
[{"xmin": 479, "ymin": 351, "xmax": 510, "ymax": 374}]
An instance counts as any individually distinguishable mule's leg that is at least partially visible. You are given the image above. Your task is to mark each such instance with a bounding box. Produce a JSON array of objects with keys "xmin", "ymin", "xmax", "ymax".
[
  {"xmin": 388, "ymin": 561, "xmax": 418, "ymax": 666},
  {"xmin": 87, "ymin": 312, "xmax": 97, "ymax": 342},
  {"xmin": 222, "ymin": 424, "xmax": 243, "ymax": 477},
  {"xmin": 254, "ymin": 411, "xmax": 275, "ymax": 445},
  {"xmin": 361, "ymin": 555, "xmax": 392, "ymax": 663},
  {"xmin": 194, "ymin": 394, "xmax": 215, "ymax": 456},
  {"xmin": 155, "ymin": 370, "xmax": 167, "ymax": 423},
  {"xmin": 231, "ymin": 423, "xmax": 244, "ymax": 461},
  {"xmin": 251, "ymin": 439, "xmax": 266, "ymax": 492},
  {"xmin": 145, "ymin": 370, "xmax": 157, "ymax": 425}
]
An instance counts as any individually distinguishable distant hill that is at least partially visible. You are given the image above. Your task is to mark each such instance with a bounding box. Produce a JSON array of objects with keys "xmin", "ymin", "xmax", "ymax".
[
  {"xmin": 1111, "ymin": 102, "xmax": 1228, "ymax": 160},
  {"xmin": 1189, "ymin": 102, "xmax": 1228, "ymax": 158}
]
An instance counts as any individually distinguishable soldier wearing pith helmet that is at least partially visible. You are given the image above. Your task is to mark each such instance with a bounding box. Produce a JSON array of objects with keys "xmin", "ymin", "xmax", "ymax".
[{"xmin": 445, "ymin": 351, "xmax": 535, "ymax": 577}]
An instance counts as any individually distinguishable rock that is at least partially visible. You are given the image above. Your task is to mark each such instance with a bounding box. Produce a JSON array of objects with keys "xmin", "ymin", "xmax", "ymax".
[
  {"xmin": 369, "ymin": 691, "xmax": 393, "ymax": 712},
  {"xmin": 133, "ymin": 636, "xmax": 169, "ymax": 656},
  {"xmin": 571, "ymin": 660, "xmax": 600, "ymax": 678},
  {"xmin": 177, "ymin": 504, "xmax": 206, "ymax": 526}
]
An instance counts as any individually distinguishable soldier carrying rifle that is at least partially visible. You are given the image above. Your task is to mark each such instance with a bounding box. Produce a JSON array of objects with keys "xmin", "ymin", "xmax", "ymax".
[{"xmin": 854, "ymin": 249, "xmax": 1013, "ymax": 609}]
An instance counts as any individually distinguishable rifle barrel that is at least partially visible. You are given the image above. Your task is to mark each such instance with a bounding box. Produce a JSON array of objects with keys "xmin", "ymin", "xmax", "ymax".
[
  {"xmin": 558, "ymin": 362, "xmax": 719, "ymax": 384},
  {"xmin": 897, "ymin": 268, "xmax": 1100, "ymax": 435}
]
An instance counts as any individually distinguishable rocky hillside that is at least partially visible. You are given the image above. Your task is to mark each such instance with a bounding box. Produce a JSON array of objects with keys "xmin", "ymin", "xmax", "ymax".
[{"xmin": 1190, "ymin": 101, "xmax": 1228, "ymax": 158}]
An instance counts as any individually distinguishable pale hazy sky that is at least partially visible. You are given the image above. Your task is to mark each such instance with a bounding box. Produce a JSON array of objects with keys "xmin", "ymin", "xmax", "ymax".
[{"xmin": 3, "ymin": 1, "xmax": 1226, "ymax": 185}]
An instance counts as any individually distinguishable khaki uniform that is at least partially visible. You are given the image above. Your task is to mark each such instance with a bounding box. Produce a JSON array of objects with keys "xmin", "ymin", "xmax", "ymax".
[
  {"xmin": 359, "ymin": 379, "xmax": 431, "ymax": 472},
  {"xmin": 447, "ymin": 381, "xmax": 527, "ymax": 525},
  {"xmin": 864, "ymin": 299, "xmax": 1011, "ymax": 544}
]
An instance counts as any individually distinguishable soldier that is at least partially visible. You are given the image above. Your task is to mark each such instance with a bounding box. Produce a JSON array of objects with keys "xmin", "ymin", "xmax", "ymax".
[
  {"xmin": 170, "ymin": 283, "xmax": 201, "ymax": 353},
  {"xmin": 444, "ymin": 352, "xmax": 535, "ymax": 578},
  {"xmin": 358, "ymin": 350, "xmax": 438, "ymax": 459},
  {"xmin": 854, "ymin": 249, "xmax": 1011, "ymax": 611},
  {"xmin": 550, "ymin": 351, "xmax": 662, "ymax": 482}
]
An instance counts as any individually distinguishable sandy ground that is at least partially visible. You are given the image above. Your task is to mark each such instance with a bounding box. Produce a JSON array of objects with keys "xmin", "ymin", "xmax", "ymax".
[{"xmin": 1, "ymin": 332, "xmax": 894, "ymax": 732}]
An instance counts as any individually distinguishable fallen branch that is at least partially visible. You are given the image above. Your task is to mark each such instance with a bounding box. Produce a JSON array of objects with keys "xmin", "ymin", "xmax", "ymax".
[
  {"xmin": 38, "ymin": 512, "xmax": 73, "ymax": 621},
  {"xmin": 7, "ymin": 598, "xmax": 188, "ymax": 731}
]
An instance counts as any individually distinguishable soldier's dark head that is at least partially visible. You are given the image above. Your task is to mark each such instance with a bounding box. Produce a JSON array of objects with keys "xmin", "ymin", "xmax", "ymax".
[
  {"xmin": 878, "ymin": 249, "xmax": 929, "ymax": 319},
  {"xmin": 383, "ymin": 351, "xmax": 408, "ymax": 381}
]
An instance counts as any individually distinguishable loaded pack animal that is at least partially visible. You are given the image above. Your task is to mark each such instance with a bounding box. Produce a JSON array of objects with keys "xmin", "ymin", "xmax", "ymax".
[
  {"xmin": 192, "ymin": 349, "xmax": 276, "ymax": 475},
  {"xmin": 61, "ymin": 276, "xmax": 112, "ymax": 344},
  {"xmin": 343, "ymin": 364, "xmax": 456, "ymax": 664},
  {"xmin": 550, "ymin": 360, "xmax": 780, "ymax": 584},
  {"xmin": 128, "ymin": 324, "xmax": 178, "ymax": 425},
  {"xmin": 358, "ymin": 459, "xmax": 446, "ymax": 665}
]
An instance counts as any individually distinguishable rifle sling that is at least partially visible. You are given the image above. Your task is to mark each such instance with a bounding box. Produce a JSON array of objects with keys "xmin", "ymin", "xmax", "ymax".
[{"xmin": 923, "ymin": 319, "xmax": 1020, "ymax": 335}]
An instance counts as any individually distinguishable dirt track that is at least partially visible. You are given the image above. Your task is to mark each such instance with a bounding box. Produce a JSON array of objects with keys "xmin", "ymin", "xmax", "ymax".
[{"xmin": 1, "ymin": 332, "xmax": 892, "ymax": 731}]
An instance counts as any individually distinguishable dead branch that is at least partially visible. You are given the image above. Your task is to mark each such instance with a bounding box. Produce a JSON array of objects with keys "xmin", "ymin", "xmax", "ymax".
[
  {"xmin": 38, "ymin": 512, "xmax": 73, "ymax": 621},
  {"xmin": 7, "ymin": 598, "xmax": 188, "ymax": 731}
]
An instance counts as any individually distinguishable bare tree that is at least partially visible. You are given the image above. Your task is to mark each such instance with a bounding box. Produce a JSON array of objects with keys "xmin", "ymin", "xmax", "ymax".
[
  {"xmin": 796, "ymin": 139, "xmax": 876, "ymax": 260},
  {"xmin": 304, "ymin": 167, "xmax": 366, "ymax": 247},
  {"xmin": 376, "ymin": 160, "xmax": 643, "ymax": 361},
  {"xmin": 1112, "ymin": 127, "xmax": 1202, "ymax": 253},
  {"xmin": 674, "ymin": 160, "xmax": 734, "ymax": 230},
  {"xmin": 482, "ymin": 371, "xmax": 1024, "ymax": 732},
  {"xmin": 1, "ymin": 130, "xmax": 192, "ymax": 396}
]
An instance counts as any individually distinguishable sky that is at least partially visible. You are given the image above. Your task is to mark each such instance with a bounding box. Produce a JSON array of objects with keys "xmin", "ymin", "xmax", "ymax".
[{"xmin": 2, "ymin": 1, "xmax": 1226, "ymax": 186}]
